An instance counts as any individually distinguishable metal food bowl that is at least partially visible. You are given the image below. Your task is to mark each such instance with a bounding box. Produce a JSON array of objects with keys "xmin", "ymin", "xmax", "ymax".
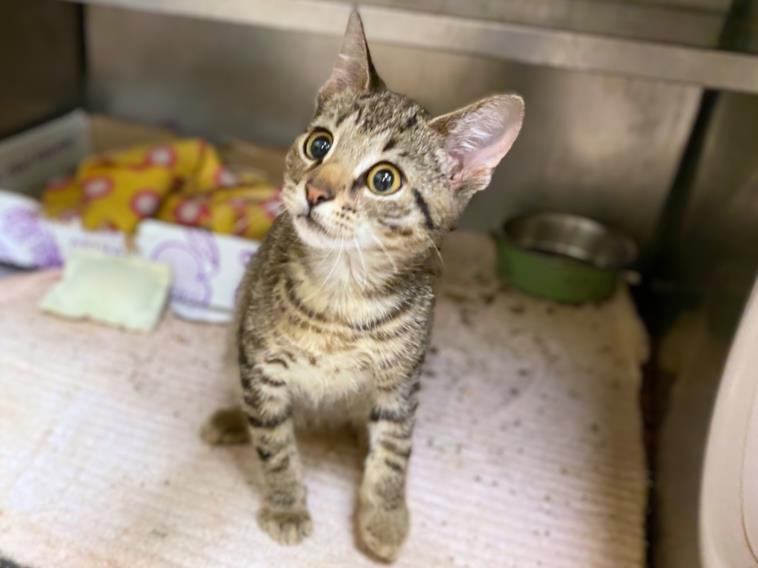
[{"xmin": 497, "ymin": 212, "xmax": 638, "ymax": 304}]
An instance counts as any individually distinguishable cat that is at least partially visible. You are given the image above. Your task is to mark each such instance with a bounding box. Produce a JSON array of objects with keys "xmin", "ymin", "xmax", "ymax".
[{"xmin": 202, "ymin": 10, "xmax": 524, "ymax": 562}]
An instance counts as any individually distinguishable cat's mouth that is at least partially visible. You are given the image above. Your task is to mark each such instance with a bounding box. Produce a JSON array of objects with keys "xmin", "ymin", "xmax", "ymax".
[
  {"xmin": 294, "ymin": 213, "xmax": 343, "ymax": 248},
  {"xmin": 297, "ymin": 213, "xmax": 328, "ymax": 234}
]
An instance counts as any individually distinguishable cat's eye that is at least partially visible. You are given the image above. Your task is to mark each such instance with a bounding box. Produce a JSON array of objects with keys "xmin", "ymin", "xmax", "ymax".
[
  {"xmin": 304, "ymin": 130, "xmax": 333, "ymax": 161},
  {"xmin": 367, "ymin": 162, "xmax": 402, "ymax": 195}
]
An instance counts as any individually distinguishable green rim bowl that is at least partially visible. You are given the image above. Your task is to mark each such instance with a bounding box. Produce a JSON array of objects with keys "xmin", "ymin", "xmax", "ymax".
[{"xmin": 497, "ymin": 212, "xmax": 638, "ymax": 304}]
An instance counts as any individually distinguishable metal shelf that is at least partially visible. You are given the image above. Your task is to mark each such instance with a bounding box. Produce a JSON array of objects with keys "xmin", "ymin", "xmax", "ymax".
[{"xmin": 67, "ymin": 0, "xmax": 758, "ymax": 94}]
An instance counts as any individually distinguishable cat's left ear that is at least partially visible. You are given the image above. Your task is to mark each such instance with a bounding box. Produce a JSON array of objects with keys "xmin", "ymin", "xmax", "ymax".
[
  {"xmin": 430, "ymin": 94, "xmax": 525, "ymax": 193},
  {"xmin": 317, "ymin": 11, "xmax": 383, "ymax": 105}
]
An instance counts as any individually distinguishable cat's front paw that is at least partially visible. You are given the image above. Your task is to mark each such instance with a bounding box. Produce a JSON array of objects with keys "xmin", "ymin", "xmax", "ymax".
[
  {"xmin": 358, "ymin": 502, "xmax": 409, "ymax": 562},
  {"xmin": 257, "ymin": 505, "xmax": 313, "ymax": 545}
]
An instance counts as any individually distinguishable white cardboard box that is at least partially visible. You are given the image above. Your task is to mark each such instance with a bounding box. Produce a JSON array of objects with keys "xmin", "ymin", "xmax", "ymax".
[{"xmin": 0, "ymin": 110, "xmax": 260, "ymax": 322}]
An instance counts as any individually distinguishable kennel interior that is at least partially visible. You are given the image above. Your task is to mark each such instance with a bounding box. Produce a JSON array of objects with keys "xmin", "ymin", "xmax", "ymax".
[{"xmin": 1, "ymin": 1, "xmax": 757, "ymax": 567}]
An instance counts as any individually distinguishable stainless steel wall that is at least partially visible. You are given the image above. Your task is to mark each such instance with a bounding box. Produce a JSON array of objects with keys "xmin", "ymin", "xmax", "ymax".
[
  {"xmin": 654, "ymin": 1, "xmax": 758, "ymax": 563},
  {"xmin": 678, "ymin": 0, "xmax": 758, "ymax": 272},
  {"xmin": 85, "ymin": 5, "xmax": 703, "ymax": 247},
  {"xmin": 656, "ymin": 90, "xmax": 758, "ymax": 568},
  {"xmin": 679, "ymin": 93, "xmax": 758, "ymax": 280}
]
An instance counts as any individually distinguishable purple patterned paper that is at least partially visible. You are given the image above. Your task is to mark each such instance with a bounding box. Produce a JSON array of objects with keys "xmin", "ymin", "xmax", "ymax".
[
  {"xmin": 150, "ymin": 228, "xmax": 221, "ymax": 306},
  {"xmin": 0, "ymin": 207, "xmax": 61, "ymax": 268}
]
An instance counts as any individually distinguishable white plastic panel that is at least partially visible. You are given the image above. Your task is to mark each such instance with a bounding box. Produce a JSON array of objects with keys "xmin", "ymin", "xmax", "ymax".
[
  {"xmin": 701, "ymin": 277, "xmax": 758, "ymax": 567},
  {"xmin": 743, "ymin": 388, "xmax": 758, "ymax": 557},
  {"xmin": 0, "ymin": 110, "xmax": 90, "ymax": 195}
]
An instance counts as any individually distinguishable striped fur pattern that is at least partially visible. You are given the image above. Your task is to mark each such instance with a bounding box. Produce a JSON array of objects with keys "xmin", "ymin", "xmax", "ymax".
[{"xmin": 210, "ymin": 11, "xmax": 524, "ymax": 562}]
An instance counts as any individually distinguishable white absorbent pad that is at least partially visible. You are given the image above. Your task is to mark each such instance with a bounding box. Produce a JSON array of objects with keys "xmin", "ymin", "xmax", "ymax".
[
  {"xmin": 0, "ymin": 233, "xmax": 648, "ymax": 568},
  {"xmin": 39, "ymin": 250, "xmax": 171, "ymax": 332}
]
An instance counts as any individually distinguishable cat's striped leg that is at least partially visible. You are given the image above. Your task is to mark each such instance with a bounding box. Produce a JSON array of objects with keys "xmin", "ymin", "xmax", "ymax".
[
  {"xmin": 358, "ymin": 374, "xmax": 419, "ymax": 561},
  {"xmin": 240, "ymin": 359, "xmax": 311, "ymax": 545}
]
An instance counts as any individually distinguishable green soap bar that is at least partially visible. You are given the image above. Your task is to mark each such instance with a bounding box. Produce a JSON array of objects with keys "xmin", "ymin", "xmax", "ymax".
[{"xmin": 40, "ymin": 250, "xmax": 172, "ymax": 332}]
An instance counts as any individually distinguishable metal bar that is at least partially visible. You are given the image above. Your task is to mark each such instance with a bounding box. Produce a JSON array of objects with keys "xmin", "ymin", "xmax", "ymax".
[
  {"xmin": 64, "ymin": 0, "xmax": 758, "ymax": 94},
  {"xmin": 365, "ymin": 0, "xmax": 726, "ymax": 48}
]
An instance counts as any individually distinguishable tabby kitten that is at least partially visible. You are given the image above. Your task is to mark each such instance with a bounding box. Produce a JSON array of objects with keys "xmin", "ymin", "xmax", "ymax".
[{"xmin": 204, "ymin": 11, "xmax": 524, "ymax": 562}]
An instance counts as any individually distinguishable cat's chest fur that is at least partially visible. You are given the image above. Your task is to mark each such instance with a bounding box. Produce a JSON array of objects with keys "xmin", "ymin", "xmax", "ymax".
[
  {"xmin": 263, "ymin": 344, "xmax": 372, "ymax": 411},
  {"xmin": 262, "ymin": 281, "xmax": 408, "ymax": 405},
  {"xmin": 238, "ymin": 216, "xmax": 435, "ymax": 418}
]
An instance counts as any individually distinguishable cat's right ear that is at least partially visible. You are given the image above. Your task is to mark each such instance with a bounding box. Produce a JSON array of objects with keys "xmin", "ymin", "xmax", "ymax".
[
  {"xmin": 317, "ymin": 11, "xmax": 383, "ymax": 106},
  {"xmin": 430, "ymin": 94, "xmax": 525, "ymax": 194}
]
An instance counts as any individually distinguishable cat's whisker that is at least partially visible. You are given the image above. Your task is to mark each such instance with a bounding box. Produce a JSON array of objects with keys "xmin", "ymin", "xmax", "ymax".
[
  {"xmin": 301, "ymin": 239, "xmax": 344, "ymax": 305},
  {"xmin": 353, "ymin": 237, "xmax": 369, "ymax": 288},
  {"xmin": 323, "ymin": 238, "xmax": 345, "ymax": 286},
  {"xmin": 426, "ymin": 232, "xmax": 444, "ymax": 268},
  {"xmin": 367, "ymin": 225, "xmax": 398, "ymax": 274}
]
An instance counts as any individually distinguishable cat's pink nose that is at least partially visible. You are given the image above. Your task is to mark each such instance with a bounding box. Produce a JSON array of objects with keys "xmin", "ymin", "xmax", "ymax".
[{"xmin": 305, "ymin": 183, "xmax": 333, "ymax": 209}]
